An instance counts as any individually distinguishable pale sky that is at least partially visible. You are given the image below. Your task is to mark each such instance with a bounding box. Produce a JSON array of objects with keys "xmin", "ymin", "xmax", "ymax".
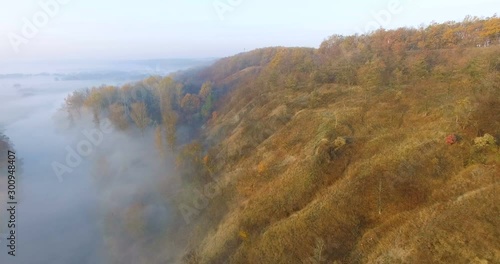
[{"xmin": 0, "ymin": 0, "xmax": 498, "ymax": 61}]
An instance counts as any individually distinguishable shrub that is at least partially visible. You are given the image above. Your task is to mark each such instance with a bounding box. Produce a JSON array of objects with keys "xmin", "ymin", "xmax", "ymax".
[
  {"xmin": 333, "ymin": 137, "xmax": 347, "ymax": 149},
  {"xmin": 239, "ymin": 230, "xmax": 249, "ymax": 241},
  {"xmin": 308, "ymin": 237, "xmax": 326, "ymax": 264},
  {"xmin": 445, "ymin": 134, "xmax": 458, "ymax": 145},
  {"xmin": 473, "ymin": 133, "xmax": 496, "ymax": 148}
]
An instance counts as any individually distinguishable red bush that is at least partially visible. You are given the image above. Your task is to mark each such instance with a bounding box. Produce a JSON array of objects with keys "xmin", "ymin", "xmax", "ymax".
[{"xmin": 446, "ymin": 134, "xmax": 458, "ymax": 145}]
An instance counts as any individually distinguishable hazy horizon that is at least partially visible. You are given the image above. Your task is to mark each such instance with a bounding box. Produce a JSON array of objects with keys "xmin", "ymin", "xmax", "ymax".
[
  {"xmin": 1, "ymin": 0, "xmax": 499, "ymax": 61},
  {"xmin": 0, "ymin": 58, "xmax": 216, "ymax": 75}
]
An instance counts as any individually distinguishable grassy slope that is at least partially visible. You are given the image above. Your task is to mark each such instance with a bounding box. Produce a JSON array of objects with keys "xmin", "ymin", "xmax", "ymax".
[{"xmin": 179, "ymin": 45, "xmax": 500, "ymax": 263}]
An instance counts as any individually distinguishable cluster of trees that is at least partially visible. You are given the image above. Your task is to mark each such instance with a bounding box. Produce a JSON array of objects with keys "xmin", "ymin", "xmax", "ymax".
[
  {"xmin": 62, "ymin": 76, "xmax": 217, "ymax": 150},
  {"xmin": 173, "ymin": 16, "xmax": 499, "ymax": 99},
  {"xmin": 314, "ymin": 15, "xmax": 500, "ymax": 87}
]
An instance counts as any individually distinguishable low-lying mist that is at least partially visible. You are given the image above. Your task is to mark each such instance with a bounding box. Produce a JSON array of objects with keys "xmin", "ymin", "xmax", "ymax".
[{"xmin": 0, "ymin": 66, "xmax": 198, "ymax": 263}]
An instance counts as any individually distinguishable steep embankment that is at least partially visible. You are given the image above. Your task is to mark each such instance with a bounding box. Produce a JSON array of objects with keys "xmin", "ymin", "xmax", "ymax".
[{"xmin": 178, "ymin": 19, "xmax": 500, "ymax": 264}]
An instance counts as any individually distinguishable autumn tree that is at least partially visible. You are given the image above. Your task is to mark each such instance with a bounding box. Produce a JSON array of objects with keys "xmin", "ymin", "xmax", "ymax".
[
  {"xmin": 109, "ymin": 103, "xmax": 129, "ymax": 131},
  {"xmin": 130, "ymin": 102, "xmax": 151, "ymax": 135},
  {"xmin": 157, "ymin": 77, "xmax": 180, "ymax": 149},
  {"xmin": 99, "ymin": 86, "xmax": 118, "ymax": 108},
  {"xmin": 407, "ymin": 56, "xmax": 430, "ymax": 82},
  {"xmin": 481, "ymin": 16, "xmax": 500, "ymax": 44},
  {"xmin": 199, "ymin": 81, "xmax": 213, "ymax": 100},
  {"xmin": 358, "ymin": 57, "xmax": 386, "ymax": 88},
  {"xmin": 155, "ymin": 124, "xmax": 165, "ymax": 158},
  {"xmin": 143, "ymin": 75, "xmax": 161, "ymax": 88},
  {"xmin": 180, "ymin": 94, "xmax": 202, "ymax": 114},
  {"xmin": 163, "ymin": 111, "xmax": 178, "ymax": 150},
  {"xmin": 84, "ymin": 88, "xmax": 104, "ymax": 126},
  {"xmin": 63, "ymin": 90, "xmax": 86, "ymax": 125}
]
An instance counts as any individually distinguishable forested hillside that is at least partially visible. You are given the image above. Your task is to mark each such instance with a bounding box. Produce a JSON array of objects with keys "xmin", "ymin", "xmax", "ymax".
[{"xmin": 63, "ymin": 15, "xmax": 500, "ymax": 263}]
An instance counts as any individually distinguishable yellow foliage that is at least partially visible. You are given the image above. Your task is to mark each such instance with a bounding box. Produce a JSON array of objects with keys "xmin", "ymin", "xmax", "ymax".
[
  {"xmin": 238, "ymin": 230, "xmax": 249, "ymax": 240},
  {"xmin": 257, "ymin": 161, "xmax": 267, "ymax": 174},
  {"xmin": 474, "ymin": 133, "xmax": 497, "ymax": 148},
  {"xmin": 333, "ymin": 137, "xmax": 347, "ymax": 149},
  {"xmin": 155, "ymin": 125, "xmax": 165, "ymax": 158}
]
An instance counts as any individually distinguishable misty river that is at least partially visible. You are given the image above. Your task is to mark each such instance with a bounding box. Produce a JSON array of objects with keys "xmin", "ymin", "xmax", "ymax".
[{"xmin": 0, "ymin": 63, "xmax": 190, "ymax": 263}]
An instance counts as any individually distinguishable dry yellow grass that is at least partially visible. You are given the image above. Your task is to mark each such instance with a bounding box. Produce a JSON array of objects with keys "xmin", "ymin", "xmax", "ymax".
[{"xmin": 176, "ymin": 45, "xmax": 500, "ymax": 263}]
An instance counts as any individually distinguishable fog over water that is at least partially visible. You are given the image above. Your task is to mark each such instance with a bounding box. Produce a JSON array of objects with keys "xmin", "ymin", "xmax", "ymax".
[{"xmin": 0, "ymin": 60, "xmax": 201, "ymax": 263}]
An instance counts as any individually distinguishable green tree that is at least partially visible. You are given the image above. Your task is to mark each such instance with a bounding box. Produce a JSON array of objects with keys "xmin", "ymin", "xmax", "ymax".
[
  {"xmin": 199, "ymin": 81, "xmax": 213, "ymax": 100},
  {"xmin": 201, "ymin": 92, "xmax": 214, "ymax": 119}
]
